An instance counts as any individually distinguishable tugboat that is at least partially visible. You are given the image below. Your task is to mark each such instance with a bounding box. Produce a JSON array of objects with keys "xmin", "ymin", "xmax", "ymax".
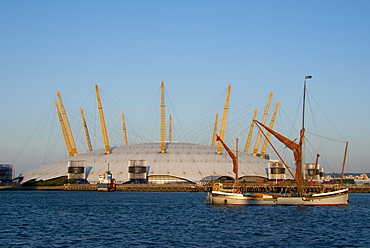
[{"xmin": 98, "ymin": 164, "xmax": 116, "ymax": 192}]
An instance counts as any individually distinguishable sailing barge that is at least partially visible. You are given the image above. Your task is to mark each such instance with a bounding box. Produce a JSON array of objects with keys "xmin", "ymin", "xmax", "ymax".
[{"xmin": 206, "ymin": 76, "xmax": 349, "ymax": 206}]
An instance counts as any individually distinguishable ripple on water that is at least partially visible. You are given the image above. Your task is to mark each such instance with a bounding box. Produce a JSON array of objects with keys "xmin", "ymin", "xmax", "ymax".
[{"xmin": 0, "ymin": 192, "xmax": 369, "ymax": 247}]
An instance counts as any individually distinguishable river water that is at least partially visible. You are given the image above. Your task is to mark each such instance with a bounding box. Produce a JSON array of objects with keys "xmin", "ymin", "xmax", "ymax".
[{"xmin": 0, "ymin": 191, "xmax": 369, "ymax": 247}]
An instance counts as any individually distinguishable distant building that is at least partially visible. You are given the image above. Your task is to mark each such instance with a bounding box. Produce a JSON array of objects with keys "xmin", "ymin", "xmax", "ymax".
[
  {"xmin": 128, "ymin": 160, "xmax": 147, "ymax": 184},
  {"xmin": 0, "ymin": 164, "xmax": 14, "ymax": 185},
  {"xmin": 268, "ymin": 160, "xmax": 286, "ymax": 180},
  {"xmin": 303, "ymin": 163, "xmax": 324, "ymax": 181},
  {"xmin": 67, "ymin": 160, "xmax": 86, "ymax": 181}
]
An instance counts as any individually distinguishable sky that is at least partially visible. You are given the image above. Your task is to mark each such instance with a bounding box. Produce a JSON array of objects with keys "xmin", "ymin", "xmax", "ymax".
[{"xmin": 1, "ymin": 0, "xmax": 370, "ymax": 176}]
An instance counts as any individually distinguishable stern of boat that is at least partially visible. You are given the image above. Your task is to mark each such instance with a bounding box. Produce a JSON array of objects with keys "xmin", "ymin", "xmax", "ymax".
[{"xmin": 205, "ymin": 191, "xmax": 213, "ymax": 204}]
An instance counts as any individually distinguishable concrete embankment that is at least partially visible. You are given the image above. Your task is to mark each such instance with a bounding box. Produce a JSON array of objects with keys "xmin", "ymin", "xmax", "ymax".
[
  {"xmin": 1, "ymin": 184, "xmax": 369, "ymax": 193},
  {"xmin": 0, "ymin": 184, "xmax": 204, "ymax": 192},
  {"xmin": 348, "ymin": 186, "xmax": 370, "ymax": 193},
  {"xmin": 0, "ymin": 185, "xmax": 65, "ymax": 191}
]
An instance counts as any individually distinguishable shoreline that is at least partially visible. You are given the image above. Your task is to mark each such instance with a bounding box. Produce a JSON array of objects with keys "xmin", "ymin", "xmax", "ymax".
[{"xmin": 1, "ymin": 184, "xmax": 369, "ymax": 193}]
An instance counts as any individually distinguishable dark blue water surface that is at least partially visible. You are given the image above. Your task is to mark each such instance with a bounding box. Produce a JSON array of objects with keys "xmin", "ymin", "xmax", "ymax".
[{"xmin": 0, "ymin": 191, "xmax": 369, "ymax": 247}]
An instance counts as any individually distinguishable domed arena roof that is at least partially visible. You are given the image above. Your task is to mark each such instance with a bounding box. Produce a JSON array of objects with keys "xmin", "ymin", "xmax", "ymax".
[{"xmin": 21, "ymin": 142, "xmax": 269, "ymax": 184}]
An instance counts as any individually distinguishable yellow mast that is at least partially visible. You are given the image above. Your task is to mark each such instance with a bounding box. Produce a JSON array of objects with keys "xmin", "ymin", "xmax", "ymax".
[
  {"xmin": 160, "ymin": 81, "xmax": 166, "ymax": 153},
  {"xmin": 252, "ymin": 93, "xmax": 273, "ymax": 156},
  {"xmin": 80, "ymin": 108, "xmax": 93, "ymax": 152},
  {"xmin": 244, "ymin": 109, "xmax": 258, "ymax": 153},
  {"xmin": 95, "ymin": 84, "xmax": 111, "ymax": 154},
  {"xmin": 56, "ymin": 92, "xmax": 78, "ymax": 156},
  {"xmin": 55, "ymin": 101, "xmax": 75, "ymax": 157},
  {"xmin": 211, "ymin": 113, "xmax": 219, "ymax": 146},
  {"xmin": 260, "ymin": 102, "xmax": 280, "ymax": 158},
  {"xmin": 216, "ymin": 85, "xmax": 232, "ymax": 154},
  {"xmin": 168, "ymin": 115, "xmax": 173, "ymax": 142},
  {"xmin": 122, "ymin": 113, "xmax": 128, "ymax": 145}
]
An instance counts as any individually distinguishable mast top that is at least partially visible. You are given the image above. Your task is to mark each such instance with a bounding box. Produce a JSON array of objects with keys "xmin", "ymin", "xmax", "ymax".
[{"xmin": 302, "ymin": 75, "xmax": 312, "ymax": 130}]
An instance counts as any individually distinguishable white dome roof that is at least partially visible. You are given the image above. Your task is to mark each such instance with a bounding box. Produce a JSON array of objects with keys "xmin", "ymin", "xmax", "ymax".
[{"xmin": 22, "ymin": 142, "xmax": 269, "ymax": 184}]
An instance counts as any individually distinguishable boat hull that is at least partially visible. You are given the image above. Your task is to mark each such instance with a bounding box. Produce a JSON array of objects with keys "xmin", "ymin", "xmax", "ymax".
[
  {"xmin": 206, "ymin": 189, "xmax": 349, "ymax": 206},
  {"xmin": 97, "ymin": 183, "xmax": 116, "ymax": 192}
]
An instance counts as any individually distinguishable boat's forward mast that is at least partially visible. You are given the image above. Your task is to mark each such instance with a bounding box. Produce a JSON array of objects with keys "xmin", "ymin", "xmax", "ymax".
[
  {"xmin": 254, "ymin": 120, "xmax": 304, "ymax": 192},
  {"xmin": 252, "ymin": 76, "xmax": 313, "ymax": 194},
  {"xmin": 216, "ymin": 135, "xmax": 239, "ymax": 188}
]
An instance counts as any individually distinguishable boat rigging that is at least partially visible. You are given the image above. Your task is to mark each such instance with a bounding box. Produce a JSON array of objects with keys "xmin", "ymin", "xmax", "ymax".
[{"xmin": 206, "ymin": 76, "xmax": 349, "ymax": 206}]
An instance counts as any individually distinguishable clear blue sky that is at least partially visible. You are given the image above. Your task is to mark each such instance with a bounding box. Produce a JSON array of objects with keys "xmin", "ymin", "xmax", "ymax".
[{"xmin": 1, "ymin": 1, "xmax": 369, "ymax": 175}]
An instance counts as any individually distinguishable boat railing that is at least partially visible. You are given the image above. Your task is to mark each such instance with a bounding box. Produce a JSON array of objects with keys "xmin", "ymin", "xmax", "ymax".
[{"xmin": 212, "ymin": 183, "xmax": 233, "ymax": 193}]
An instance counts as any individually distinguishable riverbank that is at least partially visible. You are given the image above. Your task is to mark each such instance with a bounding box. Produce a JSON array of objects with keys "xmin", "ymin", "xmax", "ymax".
[
  {"xmin": 1, "ymin": 184, "xmax": 369, "ymax": 193},
  {"xmin": 0, "ymin": 184, "xmax": 204, "ymax": 192}
]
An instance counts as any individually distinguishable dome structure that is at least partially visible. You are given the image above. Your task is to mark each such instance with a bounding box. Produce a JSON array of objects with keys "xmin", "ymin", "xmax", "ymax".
[
  {"xmin": 21, "ymin": 142, "xmax": 269, "ymax": 184},
  {"xmin": 21, "ymin": 83, "xmax": 277, "ymax": 185}
]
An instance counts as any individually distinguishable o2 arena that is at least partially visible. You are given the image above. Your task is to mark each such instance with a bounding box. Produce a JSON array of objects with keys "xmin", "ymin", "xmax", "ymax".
[{"xmin": 21, "ymin": 83, "xmax": 276, "ymax": 185}]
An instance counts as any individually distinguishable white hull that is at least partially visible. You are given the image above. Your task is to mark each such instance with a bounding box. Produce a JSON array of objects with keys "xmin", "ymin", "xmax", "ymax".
[{"xmin": 205, "ymin": 188, "xmax": 349, "ymax": 206}]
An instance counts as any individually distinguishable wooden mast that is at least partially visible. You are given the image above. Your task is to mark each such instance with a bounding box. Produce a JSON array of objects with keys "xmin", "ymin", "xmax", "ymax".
[
  {"xmin": 254, "ymin": 76, "xmax": 312, "ymax": 195},
  {"xmin": 254, "ymin": 120, "xmax": 303, "ymax": 190},
  {"xmin": 310, "ymin": 154, "xmax": 320, "ymax": 181},
  {"xmin": 236, "ymin": 138, "xmax": 239, "ymax": 187},
  {"xmin": 216, "ymin": 135, "xmax": 239, "ymax": 187},
  {"xmin": 297, "ymin": 75, "xmax": 312, "ymax": 192},
  {"xmin": 340, "ymin": 141, "xmax": 349, "ymax": 187}
]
